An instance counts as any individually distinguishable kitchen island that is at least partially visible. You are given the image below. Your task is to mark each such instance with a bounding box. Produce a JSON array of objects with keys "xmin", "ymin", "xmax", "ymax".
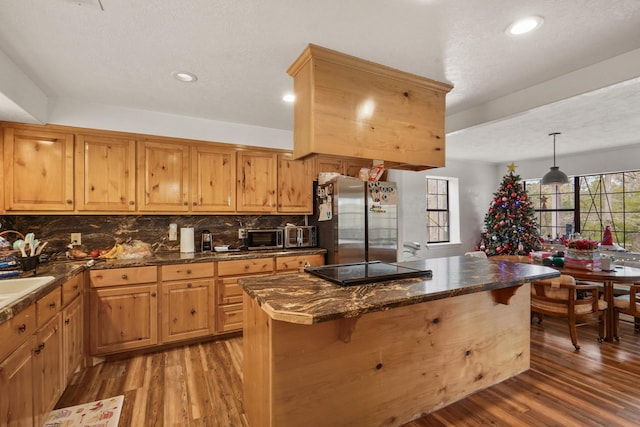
[{"xmin": 240, "ymin": 256, "xmax": 559, "ymax": 427}]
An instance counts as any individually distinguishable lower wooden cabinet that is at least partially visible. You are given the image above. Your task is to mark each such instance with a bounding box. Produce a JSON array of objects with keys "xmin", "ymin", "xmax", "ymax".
[
  {"xmin": 161, "ymin": 279, "xmax": 213, "ymax": 343},
  {"xmin": 90, "ymin": 284, "xmax": 158, "ymax": 355},
  {"xmin": 276, "ymin": 254, "xmax": 325, "ymax": 273},
  {"xmin": 62, "ymin": 296, "xmax": 83, "ymax": 385},
  {"xmin": 0, "ymin": 335, "xmax": 36, "ymax": 427},
  {"xmin": 33, "ymin": 314, "xmax": 63, "ymax": 427}
]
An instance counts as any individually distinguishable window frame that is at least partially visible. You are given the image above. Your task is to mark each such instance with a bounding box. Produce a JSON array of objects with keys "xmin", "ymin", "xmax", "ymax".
[{"xmin": 425, "ymin": 177, "xmax": 450, "ymax": 244}]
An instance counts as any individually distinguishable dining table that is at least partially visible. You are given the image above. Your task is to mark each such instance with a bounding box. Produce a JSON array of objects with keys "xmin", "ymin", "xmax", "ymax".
[{"xmin": 491, "ymin": 255, "xmax": 640, "ymax": 341}]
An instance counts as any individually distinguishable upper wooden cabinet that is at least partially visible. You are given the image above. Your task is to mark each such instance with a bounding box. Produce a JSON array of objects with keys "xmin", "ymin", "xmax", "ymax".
[
  {"xmin": 287, "ymin": 44, "xmax": 453, "ymax": 171},
  {"xmin": 3, "ymin": 127, "xmax": 74, "ymax": 211},
  {"xmin": 137, "ymin": 140, "xmax": 190, "ymax": 212},
  {"xmin": 310, "ymin": 155, "xmax": 372, "ymax": 180},
  {"xmin": 277, "ymin": 153, "xmax": 312, "ymax": 213},
  {"xmin": 237, "ymin": 150, "xmax": 277, "ymax": 212},
  {"xmin": 191, "ymin": 144, "xmax": 236, "ymax": 212},
  {"xmin": 75, "ymin": 134, "xmax": 137, "ymax": 211}
]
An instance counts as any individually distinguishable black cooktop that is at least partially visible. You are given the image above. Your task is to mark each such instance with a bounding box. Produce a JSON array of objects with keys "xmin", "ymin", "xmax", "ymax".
[{"xmin": 305, "ymin": 261, "xmax": 432, "ymax": 286}]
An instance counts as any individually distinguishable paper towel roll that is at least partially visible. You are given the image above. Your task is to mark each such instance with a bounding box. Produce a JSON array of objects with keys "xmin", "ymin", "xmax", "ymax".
[{"xmin": 180, "ymin": 227, "xmax": 195, "ymax": 253}]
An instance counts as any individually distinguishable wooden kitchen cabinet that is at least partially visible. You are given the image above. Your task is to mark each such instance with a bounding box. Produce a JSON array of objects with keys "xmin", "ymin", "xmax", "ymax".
[
  {"xmin": 89, "ymin": 264, "xmax": 158, "ymax": 355},
  {"xmin": 62, "ymin": 295, "xmax": 83, "ymax": 386},
  {"xmin": 33, "ymin": 313, "xmax": 63, "ymax": 427},
  {"xmin": 137, "ymin": 140, "xmax": 190, "ymax": 212},
  {"xmin": 277, "ymin": 153, "xmax": 312, "ymax": 213},
  {"xmin": 3, "ymin": 127, "xmax": 74, "ymax": 211},
  {"xmin": 75, "ymin": 134, "xmax": 137, "ymax": 211},
  {"xmin": 275, "ymin": 253, "xmax": 325, "ymax": 273},
  {"xmin": 90, "ymin": 284, "xmax": 158, "ymax": 355},
  {"xmin": 191, "ymin": 143, "xmax": 236, "ymax": 212},
  {"xmin": 216, "ymin": 258, "xmax": 274, "ymax": 333},
  {"xmin": 160, "ymin": 263, "xmax": 214, "ymax": 343},
  {"xmin": 236, "ymin": 150, "xmax": 277, "ymax": 212},
  {"xmin": 0, "ymin": 335, "xmax": 36, "ymax": 427},
  {"xmin": 310, "ymin": 155, "xmax": 372, "ymax": 179}
]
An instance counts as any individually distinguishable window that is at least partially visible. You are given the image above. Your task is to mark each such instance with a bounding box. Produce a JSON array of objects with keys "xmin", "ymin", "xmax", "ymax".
[
  {"xmin": 426, "ymin": 178, "xmax": 449, "ymax": 243},
  {"xmin": 525, "ymin": 170, "xmax": 640, "ymax": 250}
]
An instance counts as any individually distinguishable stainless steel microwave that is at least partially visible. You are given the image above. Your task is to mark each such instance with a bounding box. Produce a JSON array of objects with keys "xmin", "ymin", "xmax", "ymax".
[
  {"xmin": 246, "ymin": 229, "xmax": 283, "ymax": 250},
  {"xmin": 282, "ymin": 226, "xmax": 317, "ymax": 248}
]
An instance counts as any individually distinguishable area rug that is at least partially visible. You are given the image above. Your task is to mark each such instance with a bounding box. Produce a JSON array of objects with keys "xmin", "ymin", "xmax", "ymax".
[{"xmin": 42, "ymin": 395, "xmax": 124, "ymax": 427}]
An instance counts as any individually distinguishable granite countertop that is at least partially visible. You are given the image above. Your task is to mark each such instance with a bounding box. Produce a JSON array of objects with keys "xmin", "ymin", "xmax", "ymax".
[
  {"xmin": 0, "ymin": 248, "xmax": 326, "ymax": 324},
  {"xmin": 239, "ymin": 256, "xmax": 560, "ymax": 325}
]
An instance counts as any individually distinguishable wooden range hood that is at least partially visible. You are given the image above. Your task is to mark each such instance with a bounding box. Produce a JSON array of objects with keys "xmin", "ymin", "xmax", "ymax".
[{"xmin": 287, "ymin": 44, "xmax": 453, "ymax": 171}]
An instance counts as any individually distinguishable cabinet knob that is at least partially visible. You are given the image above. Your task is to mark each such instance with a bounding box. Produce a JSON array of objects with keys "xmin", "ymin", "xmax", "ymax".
[
  {"xmin": 18, "ymin": 324, "xmax": 26, "ymax": 333},
  {"xmin": 35, "ymin": 342, "xmax": 45, "ymax": 354},
  {"xmin": 183, "ymin": 201, "xmax": 188, "ymax": 206},
  {"xmin": 49, "ymin": 302, "xmax": 56, "ymax": 309},
  {"xmin": 129, "ymin": 201, "xmax": 135, "ymax": 205},
  {"xmin": 122, "ymin": 274, "xmax": 128, "ymax": 280},
  {"xmin": 193, "ymin": 202, "xmax": 198, "ymax": 206},
  {"xmin": 186, "ymin": 269, "xmax": 192, "ymax": 274},
  {"xmin": 187, "ymin": 283, "xmax": 192, "ymax": 288},
  {"xmin": 66, "ymin": 199, "xmax": 73, "ymax": 204},
  {"xmin": 151, "ymin": 292, "xmax": 157, "ymax": 297},
  {"xmin": 73, "ymin": 284, "xmax": 79, "ymax": 290},
  {"xmin": 191, "ymin": 309, "xmax": 196, "ymax": 315},
  {"xmin": 65, "ymin": 318, "xmax": 70, "ymax": 325}
]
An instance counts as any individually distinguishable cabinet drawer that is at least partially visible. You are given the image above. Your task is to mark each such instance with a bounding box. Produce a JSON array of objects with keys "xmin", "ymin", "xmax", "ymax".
[
  {"xmin": 217, "ymin": 277, "xmax": 243, "ymax": 305},
  {"xmin": 161, "ymin": 262, "xmax": 214, "ymax": 281},
  {"xmin": 276, "ymin": 254, "xmax": 325, "ymax": 272},
  {"xmin": 218, "ymin": 258, "xmax": 274, "ymax": 276},
  {"xmin": 62, "ymin": 274, "xmax": 82, "ymax": 306},
  {"xmin": 217, "ymin": 303, "xmax": 243, "ymax": 333},
  {"xmin": 89, "ymin": 266, "xmax": 157, "ymax": 288},
  {"xmin": 0, "ymin": 304, "xmax": 36, "ymax": 361},
  {"xmin": 37, "ymin": 287, "xmax": 61, "ymax": 327}
]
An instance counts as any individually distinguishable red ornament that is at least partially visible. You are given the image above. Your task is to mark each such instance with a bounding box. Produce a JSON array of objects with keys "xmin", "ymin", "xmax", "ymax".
[
  {"xmin": 507, "ymin": 184, "xmax": 512, "ymax": 189},
  {"xmin": 496, "ymin": 246, "xmax": 503, "ymax": 252},
  {"xmin": 494, "ymin": 225, "xmax": 499, "ymax": 230},
  {"xmin": 500, "ymin": 220, "xmax": 505, "ymax": 226},
  {"xmin": 511, "ymin": 192, "xmax": 517, "ymax": 198}
]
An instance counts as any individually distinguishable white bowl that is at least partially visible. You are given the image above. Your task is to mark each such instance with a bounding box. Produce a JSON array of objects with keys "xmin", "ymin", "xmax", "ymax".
[{"xmin": 214, "ymin": 245, "xmax": 230, "ymax": 252}]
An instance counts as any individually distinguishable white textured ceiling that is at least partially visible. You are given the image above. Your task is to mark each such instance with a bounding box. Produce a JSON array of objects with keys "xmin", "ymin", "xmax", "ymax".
[{"xmin": 1, "ymin": 0, "xmax": 640, "ymax": 163}]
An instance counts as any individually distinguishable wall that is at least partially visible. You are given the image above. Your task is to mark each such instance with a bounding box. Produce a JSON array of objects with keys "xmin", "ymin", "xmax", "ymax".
[{"xmin": 388, "ymin": 159, "xmax": 498, "ymax": 260}]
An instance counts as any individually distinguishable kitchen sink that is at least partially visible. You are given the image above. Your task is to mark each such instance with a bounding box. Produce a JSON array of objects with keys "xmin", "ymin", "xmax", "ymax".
[{"xmin": 0, "ymin": 276, "xmax": 55, "ymax": 309}]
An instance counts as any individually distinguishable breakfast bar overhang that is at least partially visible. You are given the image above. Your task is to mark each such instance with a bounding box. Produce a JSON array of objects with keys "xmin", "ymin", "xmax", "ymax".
[{"xmin": 240, "ymin": 256, "xmax": 559, "ymax": 427}]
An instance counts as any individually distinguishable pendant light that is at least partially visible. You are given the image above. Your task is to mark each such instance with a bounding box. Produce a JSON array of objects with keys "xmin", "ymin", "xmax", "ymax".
[{"xmin": 541, "ymin": 132, "xmax": 569, "ymax": 185}]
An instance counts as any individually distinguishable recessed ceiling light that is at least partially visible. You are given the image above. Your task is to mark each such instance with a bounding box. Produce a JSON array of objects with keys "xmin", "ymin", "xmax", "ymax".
[
  {"xmin": 172, "ymin": 71, "xmax": 198, "ymax": 82},
  {"xmin": 282, "ymin": 93, "xmax": 295, "ymax": 103},
  {"xmin": 506, "ymin": 16, "xmax": 544, "ymax": 36}
]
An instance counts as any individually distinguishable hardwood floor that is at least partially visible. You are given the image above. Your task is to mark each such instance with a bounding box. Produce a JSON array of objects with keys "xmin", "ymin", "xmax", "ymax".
[{"xmin": 57, "ymin": 316, "xmax": 640, "ymax": 426}]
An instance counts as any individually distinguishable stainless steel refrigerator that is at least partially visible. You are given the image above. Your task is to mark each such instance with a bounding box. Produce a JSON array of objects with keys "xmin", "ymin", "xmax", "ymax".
[{"xmin": 311, "ymin": 176, "xmax": 398, "ymax": 265}]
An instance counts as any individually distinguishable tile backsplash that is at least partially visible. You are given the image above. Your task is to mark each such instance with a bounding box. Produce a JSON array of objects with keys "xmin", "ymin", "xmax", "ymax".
[{"xmin": 1, "ymin": 214, "xmax": 306, "ymax": 258}]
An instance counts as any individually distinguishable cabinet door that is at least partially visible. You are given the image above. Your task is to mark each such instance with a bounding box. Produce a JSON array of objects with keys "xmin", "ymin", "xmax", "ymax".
[
  {"xmin": 277, "ymin": 153, "xmax": 312, "ymax": 213},
  {"xmin": 276, "ymin": 254, "xmax": 325, "ymax": 273},
  {"xmin": 312, "ymin": 155, "xmax": 344, "ymax": 178},
  {"xmin": 62, "ymin": 296, "xmax": 83, "ymax": 386},
  {"xmin": 33, "ymin": 314, "xmax": 63, "ymax": 427},
  {"xmin": 161, "ymin": 279, "xmax": 213, "ymax": 343},
  {"xmin": 236, "ymin": 151, "xmax": 277, "ymax": 212},
  {"xmin": 75, "ymin": 134, "xmax": 136, "ymax": 211},
  {"xmin": 344, "ymin": 158, "xmax": 372, "ymax": 178},
  {"xmin": 90, "ymin": 284, "xmax": 158, "ymax": 355},
  {"xmin": 191, "ymin": 144, "xmax": 236, "ymax": 212},
  {"xmin": 216, "ymin": 274, "xmax": 269, "ymax": 333},
  {"xmin": 137, "ymin": 140, "xmax": 190, "ymax": 211},
  {"xmin": 3, "ymin": 127, "xmax": 74, "ymax": 211},
  {"xmin": 0, "ymin": 336, "xmax": 36, "ymax": 427}
]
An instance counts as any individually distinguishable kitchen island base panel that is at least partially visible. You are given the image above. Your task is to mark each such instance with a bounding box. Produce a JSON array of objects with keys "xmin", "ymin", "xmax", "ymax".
[{"xmin": 243, "ymin": 284, "xmax": 531, "ymax": 427}]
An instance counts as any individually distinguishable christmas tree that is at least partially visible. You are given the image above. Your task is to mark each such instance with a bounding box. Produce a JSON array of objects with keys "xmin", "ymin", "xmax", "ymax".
[{"xmin": 477, "ymin": 163, "xmax": 541, "ymax": 256}]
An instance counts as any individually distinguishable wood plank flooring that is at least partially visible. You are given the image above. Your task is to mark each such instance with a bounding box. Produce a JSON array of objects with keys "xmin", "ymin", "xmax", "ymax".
[{"xmin": 57, "ymin": 316, "xmax": 640, "ymax": 426}]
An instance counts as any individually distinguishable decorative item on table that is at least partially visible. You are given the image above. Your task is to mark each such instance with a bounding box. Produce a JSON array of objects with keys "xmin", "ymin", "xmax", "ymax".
[
  {"xmin": 564, "ymin": 237, "xmax": 601, "ymax": 271},
  {"xmin": 600, "ymin": 253, "xmax": 616, "ymax": 271},
  {"xmin": 599, "ymin": 225, "xmax": 628, "ymax": 252}
]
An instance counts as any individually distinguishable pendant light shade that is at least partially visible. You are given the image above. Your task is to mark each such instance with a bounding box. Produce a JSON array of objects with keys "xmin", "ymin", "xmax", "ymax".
[{"xmin": 541, "ymin": 132, "xmax": 569, "ymax": 185}]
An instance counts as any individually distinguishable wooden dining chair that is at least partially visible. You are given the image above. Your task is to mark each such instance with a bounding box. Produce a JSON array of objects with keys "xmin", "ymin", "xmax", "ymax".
[
  {"xmin": 531, "ymin": 274, "xmax": 608, "ymax": 350},
  {"xmin": 613, "ymin": 283, "xmax": 640, "ymax": 339}
]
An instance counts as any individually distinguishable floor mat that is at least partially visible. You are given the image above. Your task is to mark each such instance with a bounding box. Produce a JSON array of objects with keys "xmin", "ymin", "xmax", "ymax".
[{"xmin": 42, "ymin": 395, "xmax": 124, "ymax": 427}]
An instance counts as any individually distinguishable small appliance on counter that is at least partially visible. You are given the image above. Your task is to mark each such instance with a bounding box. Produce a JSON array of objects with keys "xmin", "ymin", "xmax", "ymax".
[
  {"xmin": 246, "ymin": 228, "xmax": 283, "ymax": 250},
  {"xmin": 281, "ymin": 225, "xmax": 317, "ymax": 248},
  {"xmin": 201, "ymin": 230, "xmax": 212, "ymax": 252}
]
